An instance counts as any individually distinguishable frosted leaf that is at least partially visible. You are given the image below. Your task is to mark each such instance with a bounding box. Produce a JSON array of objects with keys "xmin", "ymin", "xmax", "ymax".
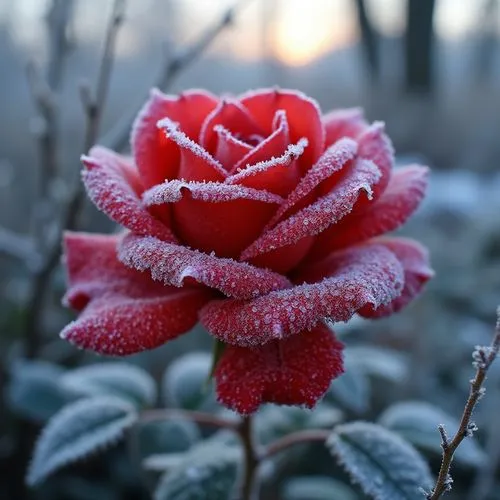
[
  {"xmin": 379, "ymin": 401, "xmax": 486, "ymax": 467},
  {"xmin": 61, "ymin": 233, "xmax": 210, "ymax": 355},
  {"xmin": 81, "ymin": 147, "xmax": 176, "ymax": 242},
  {"xmin": 215, "ymin": 324, "xmax": 343, "ymax": 414},
  {"xmin": 118, "ymin": 233, "xmax": 291, "ymax": 300},
  {"xmin": 241, "ymin": 158, "xmax": 381, "ymax": 261},
  {"xmin": 60, "ymin": 362, "xmax": 156, "ymax": 409},
  {"xmin": 327, "ymin": 421, "xmax": 433, "ymax": 500},
  {"xmin": 157, "ymin": 117, "xmax": 227, "ymax": 182},
  {"xmin": 282, "ymin": 476, "xmax": 358, "ymax": 500},
  {"xmin": 269, "ymin": 137, "xmax": 358, "ymax": 226},
  {"xmin": 27, "ymin": 396, "xmax": 137, "ymax": 486},
  {"xmin": 312, "ymin": 165, "xmax": 429, "ymax": 255},
  {"xmin": 201, "ymin": 243, "xmax": 404, "ymax": 347},
  {"xmin": 143, "ymin": 179, "xmax": 283, "ymax": 206}
]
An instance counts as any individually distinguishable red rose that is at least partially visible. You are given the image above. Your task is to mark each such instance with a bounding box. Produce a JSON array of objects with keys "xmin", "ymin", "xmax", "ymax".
[{"xmin": 61, "ymin": 88, "xmax": 432, "ymax": 414}]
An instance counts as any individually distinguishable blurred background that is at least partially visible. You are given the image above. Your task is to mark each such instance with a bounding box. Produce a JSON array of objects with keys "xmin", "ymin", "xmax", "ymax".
[{"xmin": 1, "ymin": 0, "xmax": 500, "ymax": 499}]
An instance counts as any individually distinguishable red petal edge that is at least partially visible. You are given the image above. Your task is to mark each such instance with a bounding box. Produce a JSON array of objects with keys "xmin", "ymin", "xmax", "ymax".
[
  {"xmin": 359, "ymin": 236, "xmax": 433, "ymax": 318},
  {"xmin": 118, "ymin": 233, "xmax": 292, "ymax": 300},
  {"xmin": 215, "ymin": 323, "xmax": 344, "ymax": 414},
  {"xmin": 201, "ymin": 243, "xmax": 404, "ymax": 346},
  {"xmin": 81, "ymin": 147, "xmax": 176, "ymax": 242},
  {"xmin": 61, "ymin": 232, "xmax": 211, "ymax": 355}
]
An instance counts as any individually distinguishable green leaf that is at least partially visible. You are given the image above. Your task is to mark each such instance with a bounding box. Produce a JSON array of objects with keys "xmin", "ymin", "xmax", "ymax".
[
  {"xmin": 379, "ymin": 401, "xmax": 486, "ymax": 467},
  {"xmin": 282, "ymin": 476, "xmax": 359, "ymax": 500},
  {"xmin": 7, "ymin": 360, "xmax": 73, "ymax": 422},
  {"xmin": 153, "ymin": 441, "xmax": 241, "ymax": 500},
  {"xmin": 345, "ymin": 346, "xmax": 409, "ymax": 383},
  {"xmin": 328, "ymin": 361, "xmax": 370, "ymax": 414},
  {"xmin": 162, "ymin": 352, "xmax": 215, "ymax": 411},
  {"xmin": 27, "ymin": 396, "xmax": 138, "ymax": 486},
  {"xmin": 60, "ymin": 363, "xmax": 156, "ymax": 409},
  {"xmin": 327, "ymin": 421, "xmax": 432, "ymax": 500},
  {"xmin": 137, "ymin": 419, "xmax": 201, "ymax": 458}
]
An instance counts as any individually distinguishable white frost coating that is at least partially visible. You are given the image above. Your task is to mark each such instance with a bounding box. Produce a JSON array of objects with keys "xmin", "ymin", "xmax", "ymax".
[
  {"xmin": 143, "ymin": 179, "xmax": 284, "ymax": 206},
  {"xmin": 156, "ymin": 116, "xmax": 227, "ymax": 177},
  {"xmin": 268, "ymin": 137, "xmax": 358, "ymax": 226},
  {"xmin": 240, "ymin": 158, "xmax": 381, "ymax": 261},
  {"xmin": 227, "ymin": 138, "xmax": 308, "ymax": 183}
]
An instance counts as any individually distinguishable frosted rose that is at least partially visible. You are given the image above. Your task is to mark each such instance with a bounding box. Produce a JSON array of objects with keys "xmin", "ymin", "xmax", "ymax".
[{"xmin": 61, "ymin": 88, "xmax": 432, "ymax": 414}]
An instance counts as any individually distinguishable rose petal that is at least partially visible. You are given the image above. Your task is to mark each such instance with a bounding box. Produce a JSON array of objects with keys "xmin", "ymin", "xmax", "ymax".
[
  {"xmin": 201, "ymin": 243, "xmax": 404, "ymax": 346},
  {"xmin": 213, "ymin": 125, "xmax": 252, "ymax": 170},
  {"xmin": 61, "ymin": 232, "xmax": 211, "ymax": 355},
  {"xmin": 81, "ymin": 147, "xmax": 176, "ymax": 242},
  {"xmin": 355, "ymin": 122, "xmax": 394, "ymax": 202},
  {"xmin": 323, "ymin": 107, "xmax": 367, "ymax": 147},
  {"xmin": 241, "ymin": 158, "xmax": 381, "ymax": 261},
  {"xmin": 359, "ymin": 237, "xmax": 433, "ymax": 318},
  {"xmin": 240, "ymin": 88, "xmax": 325, "ymax": 166},
  {"xmin": 215, "ymin": 324, "xmax": 344, "ymax": 414},
  {"xmin": 144, "ymin": 180, "xmax": 283, "ymax": 258},
  {"xmin": 131, "ymin": 88, "xmax": 218, "ymax": 188},
  {"xmin": 268, "ymin": 137, "xmax": 358, "ymax": 226},
  {"xmin": 119, "ymin": 233, "xmax": 292, "ymax": 300},
  {"xmin": 200, "ymin": 99, "xmax": 263, "ymax": 153},
  {"xmin": 308, "ymin": 165, "xmax": 429, "ymax": 260},
  {"xmin": 227, "ymin": 138, "xmax": 307, "ymax": 197},
  {"xmin": 158, "ymin": 118, "xmax": 227, "ymax": 182}
]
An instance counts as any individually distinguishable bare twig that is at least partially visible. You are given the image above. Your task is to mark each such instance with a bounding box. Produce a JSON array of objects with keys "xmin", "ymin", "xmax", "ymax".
[
  {"xmin": 426, "ymin": 307, "xmax": 500, "ymax": 499},
  {"xmin": 22, "ymin": 0, "xmax": 126, "ymax": 359},
  {"xmin": 262, "ymin": 429, "xmax": 330, "ymax": 459},
  {"xmin": 101, "ymin": 0, "xmax": 251, "ymax": 151}
]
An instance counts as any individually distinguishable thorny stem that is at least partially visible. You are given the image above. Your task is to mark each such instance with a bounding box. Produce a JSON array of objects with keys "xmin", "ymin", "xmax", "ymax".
[{"xmin": 427, "ymin": 307, "xmax": 500, "ymax": 499}]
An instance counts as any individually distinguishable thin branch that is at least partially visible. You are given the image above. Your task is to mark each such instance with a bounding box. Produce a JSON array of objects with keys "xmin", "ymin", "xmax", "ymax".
[
  {"xmin": 239, "ymin": 417, "xmax": 259, "ymax": 500},
  {"xmin": 262, "ymin": 429, "xmax": 330, "ymax": 460},
  {"xmin": 22, "ymin": 0, "xmax": 126, "ymax": 359},
  {"xmin": 101, "ymin": 0, "xmax": 251, "ymax": 151},
  {"xmin": 138, "ymin": 408, "xmax": 238, "ymax": 430},
  {"xmin": 426, "ymin": 307, "xmax": 500, "ymax": 499}
]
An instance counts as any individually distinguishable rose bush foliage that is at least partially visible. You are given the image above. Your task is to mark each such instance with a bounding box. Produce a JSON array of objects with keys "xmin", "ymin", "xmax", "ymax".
[{"xmin": 61, "ymin": 88, "xmax": 432, "ymax": 414}]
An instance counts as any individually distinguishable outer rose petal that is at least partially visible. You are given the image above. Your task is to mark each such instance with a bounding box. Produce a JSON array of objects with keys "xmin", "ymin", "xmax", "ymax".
[
  {"xmin": 323, "ymin": 107, "xmax": 367, "ymax": 146},
  {"xmin": 132, "ymin": 88, "xmax": 218, "ymax": 188},
  {"xmin": 241, "ymin": 158, "xmax": 381, "ymax": 261},
  {"xmin": 215, "ymin": 324, "xmax": 344, "ymax": 414},
  {"xmin": 61, "ymin": 232, "xmax": 212, "ymax": 355},
  {"xmin": 240, "ymin": 88, "xmax": 325, "ymax": 166},
  {"xmin": 359, "ymin": 237, "xmax": 433, "ymax": 318},
  {"xmin": 308, "ymin": 165, "xmax": 429, "ymax": 260},
  {"xmin": 201, "ymin": 243, "xmax": 404, "ymax": 346},
  {"xmin": 81, "ymin": 147, "xmax": 176, "ymax": 242},
  {"xmin": 118, "ymin": 233, "xmax": 292, "ymax": 300},
  {"xmin": 144, "ymin": 180, "xmax": 283, "ymax": 259}
]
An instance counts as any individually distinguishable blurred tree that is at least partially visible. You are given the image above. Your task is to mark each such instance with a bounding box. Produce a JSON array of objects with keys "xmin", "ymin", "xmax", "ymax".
[
  {"xmin": 353, "ymin": 0, "xmax": 380, "ymax": 81},
  {"xmin": 405, "ymin": 0, "xmax": 436, "ymax": 93}
]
